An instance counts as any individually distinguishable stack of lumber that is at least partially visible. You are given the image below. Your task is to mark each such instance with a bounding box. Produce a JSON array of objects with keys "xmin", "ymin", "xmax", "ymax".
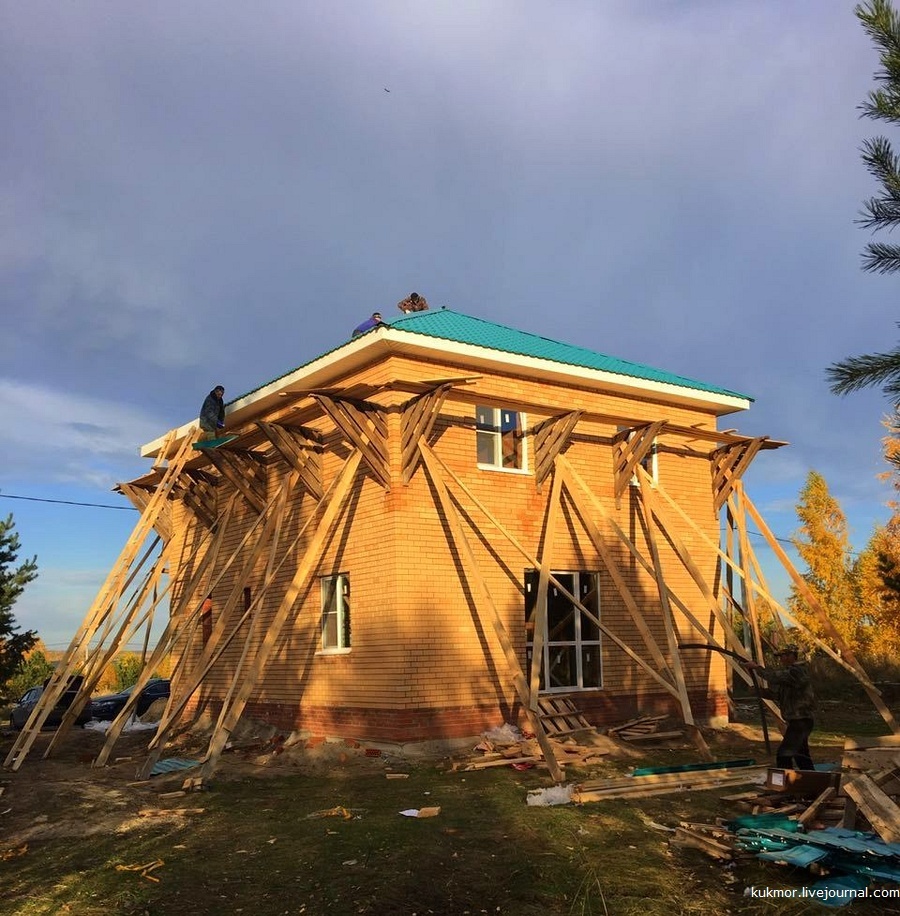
[
  {"xmin": 537, "ymin": 697, "xmax": 596, "ymax": 738},
  {"xmin": 461, "ymin": 734, "xmax": 608, "ymax": 772},
  {"xmin": 572, "ymin": 760, "xmax": 766, "ymax": 803},
  {"xmin": 839, "ymin": 735, "xmax": 900, "ymax": 842},
  {"xmin": 606, "ymin": 715, "xmax": 683, "ymax": 743}
]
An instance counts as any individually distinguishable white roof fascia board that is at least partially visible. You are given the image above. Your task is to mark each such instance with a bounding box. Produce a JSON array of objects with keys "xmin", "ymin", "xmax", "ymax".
[{"xmin": 140, "ymin": 327, "xmax": 749, "ymax": 457}]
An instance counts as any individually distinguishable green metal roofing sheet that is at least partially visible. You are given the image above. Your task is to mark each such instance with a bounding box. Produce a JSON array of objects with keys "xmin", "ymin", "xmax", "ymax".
[
  {"xmin": 233, "ymin": 308, "xmax": 751, "ymax": 405},
  {"xmin": 389, "ymin": 309, "xmax": 751, "ymax": 400}
]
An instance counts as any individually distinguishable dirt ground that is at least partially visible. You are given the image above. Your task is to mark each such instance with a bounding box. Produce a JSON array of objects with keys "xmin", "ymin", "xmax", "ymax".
[
  {"xmin": 0, "ymin": 711, "xmax": 657, "ymax": 855},
  {"xmin": 0, "ymin": 720, "xmax": 413, "ymax": 850}
]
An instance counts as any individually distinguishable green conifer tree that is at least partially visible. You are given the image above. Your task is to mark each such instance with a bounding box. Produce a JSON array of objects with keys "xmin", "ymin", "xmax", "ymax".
[
  {"xmin": 0, "ymin": 514, "xmax": 38, "ymax": 700},
  {"xmin": 828, "ymin": 2, "xmax": 900, "ymax": 401}
]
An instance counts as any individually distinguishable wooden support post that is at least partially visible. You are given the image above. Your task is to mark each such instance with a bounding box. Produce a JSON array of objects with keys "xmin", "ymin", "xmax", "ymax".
[
  {"xmin": 532, "ymin": 411, "xmax": 582, "ymax": 491},
  {"xmin": 4, "ymin": 430, "xmax": 198, "ymax": 771},
  {"xmin": 733, "ymin": 482, "xmax": 765, "ymax": 663},
  {"xmin": 742, "ymin": 491, "xmax": 900, "ymax": 733},
  {"xmin": 559, "ymin": 456, "xmax": 776, "ymax": 712},
  {"xmin": 419, "ymin": 443, "xmax": 565, "ymax": 783},
  {"xmin": 421, "ymin": 445, "xmax": 680, "ymax": 698},
  {"xmin": 195, "ymin": 451, "xmax": 363, "ymax": 778},
  {"xmin": 313, "ymin": 394, "xmax": 390, "ymax": 489},
  {"xmin": 399, "ymin": 384, "xmax": 453, "ymax": 484},
  {"xmin": 636, "ymin": 469, "xmax": 713, "ymax": 760},
  {"xmin": 559, "ymin": 464, "xmax": 676, "ymax": 681},
  {"xmin": 528, "ymin": 468, "xmax": 563, "ymax": 707},
  {"xmin": 94, "ymin": 499, "xmax": 239, "ymax": 767}
]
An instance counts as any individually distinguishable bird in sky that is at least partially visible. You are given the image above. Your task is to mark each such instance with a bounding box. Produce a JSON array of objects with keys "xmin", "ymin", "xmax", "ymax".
[{"xmin": 384, "ymin": 87, "xmax": 390, "ymax": 92}]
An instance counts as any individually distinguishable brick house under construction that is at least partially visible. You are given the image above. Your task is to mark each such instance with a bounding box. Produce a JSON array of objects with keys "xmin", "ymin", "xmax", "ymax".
[
  {"xmin": 40, "ymin": 305, "xmax": 900, "ymax": 778},
  {"xmin": 135, "ymin": 308, "xmax": 768, "ymax": 747}
]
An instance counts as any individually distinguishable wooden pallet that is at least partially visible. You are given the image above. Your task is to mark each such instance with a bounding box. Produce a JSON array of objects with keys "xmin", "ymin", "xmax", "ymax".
[{"xmin": 537, "ymin": 697, "xmax": 595, "ymax": 737}]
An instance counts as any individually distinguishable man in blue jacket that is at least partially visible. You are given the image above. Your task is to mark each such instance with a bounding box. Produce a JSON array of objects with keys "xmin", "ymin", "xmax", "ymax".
[{"xmin": 352, "ymin": 312, "xmax": 385, "ymax": 337}]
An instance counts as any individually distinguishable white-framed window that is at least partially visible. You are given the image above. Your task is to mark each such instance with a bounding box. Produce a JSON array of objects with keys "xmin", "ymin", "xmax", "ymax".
[
  {"xmin": 617, "ymin": 426, "xmax": 658, "ymax": 486},
  {"xmin": 476, "ymin": 406, "xmax": 527, "ymax": 471},
  {"xmin": 524, "ymin": 570, "xmax": 602, "ymax": 692},
  {"xmin": 320, "ymin": 573, "xmax": 351, "ymax": 651}
]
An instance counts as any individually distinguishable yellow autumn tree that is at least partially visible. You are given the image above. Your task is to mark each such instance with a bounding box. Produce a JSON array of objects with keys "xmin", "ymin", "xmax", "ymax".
[
  {"xmin": 856, "ymin": 412, "xmax": 900, "ymax": 656},
  {"xmin": 788, "ymin": 470, "xmax": 869, "ymax": 653}
]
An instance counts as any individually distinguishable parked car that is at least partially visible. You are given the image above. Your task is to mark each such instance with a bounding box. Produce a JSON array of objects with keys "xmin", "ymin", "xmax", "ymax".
[
  {"xmin": 9, "ymin": 681, "xmax": 93, "ymax": 730},
  {"xmin": 91, "ymin": 679, "xmax": 170, "ymax": 722}
]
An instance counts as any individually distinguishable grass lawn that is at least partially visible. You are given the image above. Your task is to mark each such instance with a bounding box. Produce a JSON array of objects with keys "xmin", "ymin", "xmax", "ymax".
[{"xmin": 2, "ymin": 706, "xmax": 900, "ymax": 916}]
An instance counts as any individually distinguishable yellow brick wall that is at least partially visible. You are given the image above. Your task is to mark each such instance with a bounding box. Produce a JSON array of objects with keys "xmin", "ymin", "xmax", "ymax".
[{"xmin": 165, "ymin": 350, "xmax": 729, "ymax": 736}]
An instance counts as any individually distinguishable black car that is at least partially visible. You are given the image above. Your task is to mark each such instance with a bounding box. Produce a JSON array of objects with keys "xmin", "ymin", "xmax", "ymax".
[
  {"xmin": 9, "ymin": 683, "xmax": 93, "ymax": 730},
  {"xmin": 91, "ymin": 679, "xmax": 171, "ymax": 722}
]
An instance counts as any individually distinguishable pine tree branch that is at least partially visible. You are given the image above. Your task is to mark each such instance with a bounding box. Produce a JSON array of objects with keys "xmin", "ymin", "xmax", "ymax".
[
  {"xmin": 827, "ymin": 341, "xmax": 900, "ymax": 396},
  {"xmin": 861, "ymin": 240, "xmax": 900, "ymax": 272}
]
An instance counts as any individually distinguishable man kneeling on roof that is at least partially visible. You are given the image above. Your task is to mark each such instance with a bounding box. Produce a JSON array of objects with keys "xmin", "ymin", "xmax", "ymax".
[
  {"xmin": 742, "ymin": 643, "xmax": 816, "ymax": 771},
  {"xmin": 199, "ymin": 385, "xmax": 226, "ymax": 441}
]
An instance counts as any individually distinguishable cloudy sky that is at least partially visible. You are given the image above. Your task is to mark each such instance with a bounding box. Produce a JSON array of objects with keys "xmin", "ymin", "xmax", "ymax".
[{"xmin": 1, "ymin": 1, "xmax": 896, "ymax": 650}]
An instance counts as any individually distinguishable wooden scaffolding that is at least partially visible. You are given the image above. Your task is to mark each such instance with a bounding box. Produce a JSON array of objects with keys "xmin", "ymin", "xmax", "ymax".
[{"xmin": 6, "ymin": 379, "xmax": 897, "ymax": 781}]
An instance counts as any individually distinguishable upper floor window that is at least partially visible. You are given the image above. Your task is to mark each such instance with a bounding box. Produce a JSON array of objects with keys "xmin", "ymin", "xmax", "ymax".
[
  {"xmin": 320, "ymin": 573, "xmax": 351, "ymax": 651},
  {"xmin": 476, "ymin": 406, "xmax": 526, "ymax": 470},
  {"xmin": 617, "ymin": 426, "xmax": 658, "ymax": 487}
]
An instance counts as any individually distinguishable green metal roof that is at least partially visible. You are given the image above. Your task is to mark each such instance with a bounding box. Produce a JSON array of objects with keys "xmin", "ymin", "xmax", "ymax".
[
  {"xmin": 389, "ymin": 309, "xmax": 752, "ymax": 401},
  {"xmin": 232, "ymin": 308, "xmax": 751, "ymax": 405}
]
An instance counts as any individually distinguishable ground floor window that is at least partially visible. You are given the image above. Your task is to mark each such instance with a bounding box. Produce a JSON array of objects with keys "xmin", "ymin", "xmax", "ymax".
[
  {"xmin": 524, "ymin": 570, "xmax": 602, "ymax": 691},
  {"xmin": 320, "ymin": 573, "xmax": 351, "ymax": 651}
]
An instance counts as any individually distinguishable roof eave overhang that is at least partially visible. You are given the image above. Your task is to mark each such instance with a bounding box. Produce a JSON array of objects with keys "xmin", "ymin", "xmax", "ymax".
[{"xmin": 140, "ymin": 328, "xmax": 750, "ymax": 457}]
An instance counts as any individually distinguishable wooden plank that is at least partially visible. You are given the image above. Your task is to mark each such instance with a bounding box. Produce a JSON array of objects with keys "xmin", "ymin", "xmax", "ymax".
[
  {"xmin": 314, "ymin": 394, "xmax": 390, "ymax": 489},
  {"xmin": 742, "ymin": 492, "xmax": 900, "ymax": 733},
  {"xmin": 533, "ymin": 411, "xmax": 582, "ymax": 490},
  {"xmin": 419, "ymin": 442, "xmax": 564, "ymax": 784},
  {"xmin": 529, "ymin": 467, "xmax": 563, "ymax": 707},
  {"xmin": 555, "ymin": 462, "xmax": 679, "ymax": 696},
  {"xmin": 671, "ymin": 827, "xmax": 733, "ymax": 860},
  {"xmin": 196, "ymin": 451, "xmax": 364, "ymax": 778},
  {"xmin": 635, "ymin": 469, "xmax": 711, "ymax": 759},
  {"xmin": 204, "ymin": 450, "xmax": 267, "ymax": 514},
  {"xmin": 797, "ymin": 786, "xmax": 837, "ymax": 827},
  {"xmin": 5, "ymin": 429, "xmax": 199, "ymax": 770},
  {"xmin": 841, "ymin": 774, "xmax": 900, "ymax": 843},
  {"xmin": 420, "ymin": 445, "xmax": 679, "ymax": 699}
]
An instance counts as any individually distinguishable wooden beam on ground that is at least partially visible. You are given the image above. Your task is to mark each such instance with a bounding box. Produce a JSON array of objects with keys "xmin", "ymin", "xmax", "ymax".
[
  {"xmin": 842, "ymin": 774, "xmax": 900, "ymax": 843},
  {"xmin": 532, "ymin": 411, "xmax": 583, "ymax": 491},
  {"xmin": 419, "ymin": 442, "xmax": 564, "ymax": 784},
  {"xmin": 742, "ymin": 491, "xmax": 900, "ymax": 733}
]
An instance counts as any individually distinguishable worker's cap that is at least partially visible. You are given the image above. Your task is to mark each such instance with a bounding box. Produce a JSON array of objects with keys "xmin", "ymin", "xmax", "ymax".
[{"xmin": 775, "ymin": 643, "xmax": 798, "ymax": 656}]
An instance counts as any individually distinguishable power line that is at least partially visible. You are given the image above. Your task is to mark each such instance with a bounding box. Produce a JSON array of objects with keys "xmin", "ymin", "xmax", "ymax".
[{"xmin": 0, "ymin": 493, "xmax": 137, "ymax": 511}]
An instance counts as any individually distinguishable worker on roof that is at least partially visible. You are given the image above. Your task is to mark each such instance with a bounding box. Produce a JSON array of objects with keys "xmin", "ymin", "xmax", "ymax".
[
  {"xmin": 199, "ymin": 385, "xmax": 226, "ymax": 441},
  {"xmin": 742, "ymin": 643, "xmax": 816, "ymax": 771},
  {"xmin": 352, "ymin": 312, "xmax": 385, "ymax": 337}
]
